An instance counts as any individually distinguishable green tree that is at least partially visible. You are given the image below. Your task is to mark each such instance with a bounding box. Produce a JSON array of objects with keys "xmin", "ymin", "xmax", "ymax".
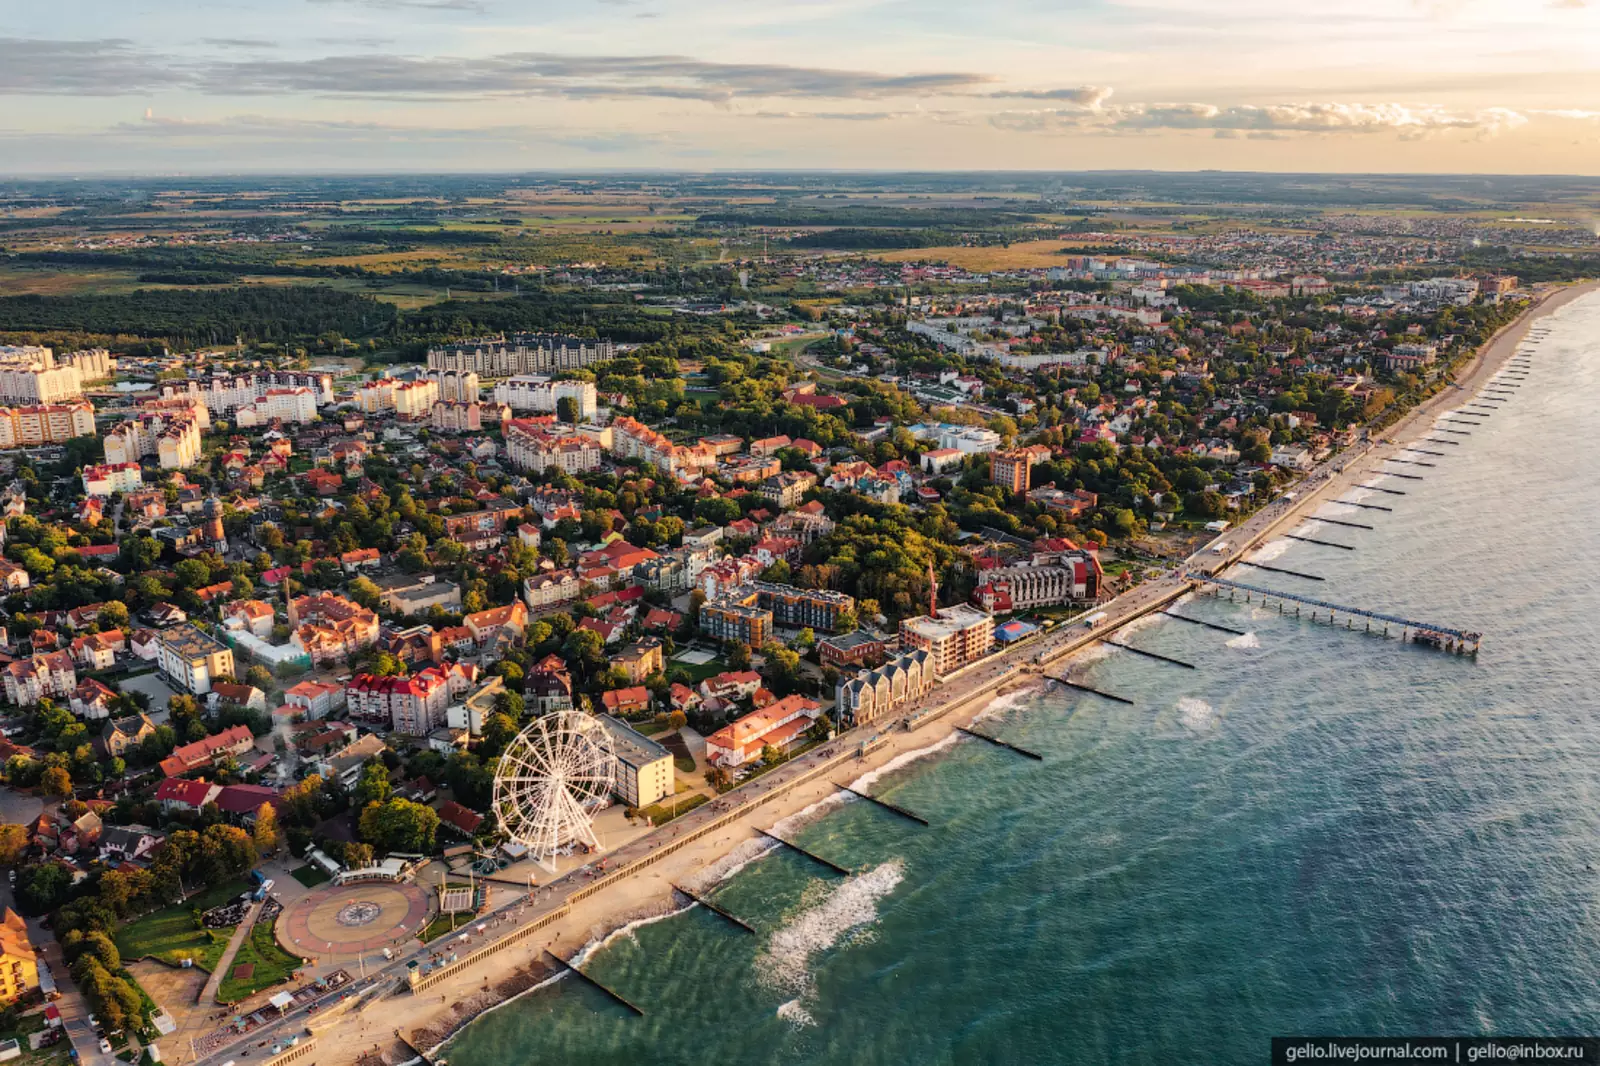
[
  {"xmin": 197, "ymin": 824, "xmax": 257, "ymax": 883},
  {"xmin": 0, "ymin": 824, "xmax": 27, "ymax": 865},
  {"xmin": 352, "ymin": 761, "xmax": 391, "ymax": 810},
  {"xmin": 40, "ymin": 766, "xmax": 71, "ymax": 799},
  {"xmin": 358, "ymin": 798, "xmax": 440, "ymax": 854}
]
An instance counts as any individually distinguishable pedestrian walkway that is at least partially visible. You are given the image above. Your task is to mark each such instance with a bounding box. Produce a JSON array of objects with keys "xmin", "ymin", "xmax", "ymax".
[{"xmin": 197, "ymin": 900, "xmax": 263, "ymax": 1005}]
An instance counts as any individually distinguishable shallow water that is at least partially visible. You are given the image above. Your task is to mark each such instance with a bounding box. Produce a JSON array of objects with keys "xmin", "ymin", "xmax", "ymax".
[{"xmin": 444, "ymin": 292, "xmax": 1600, "ymax": 1064}]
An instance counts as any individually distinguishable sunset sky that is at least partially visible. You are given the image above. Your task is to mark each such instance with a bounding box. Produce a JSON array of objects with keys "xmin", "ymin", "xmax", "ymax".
[{"xmin": 4, "ymin": 0, "xmax": 1600, "ymax": 173}]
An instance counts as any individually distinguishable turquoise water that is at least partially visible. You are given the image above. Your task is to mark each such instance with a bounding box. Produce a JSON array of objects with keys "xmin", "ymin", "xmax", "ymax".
[{"xmin": 444, "ymin": 293, "xmax": 1600, "ymax": 1064}]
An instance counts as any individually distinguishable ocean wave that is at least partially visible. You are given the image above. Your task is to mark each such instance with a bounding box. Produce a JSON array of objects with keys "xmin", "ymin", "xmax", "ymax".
[
  {"xmin": 1177, "ymin": 697, "xmax": 1217, "ymax": 732},
  {"xmin": 970, "ymin": 681, "xmax": 1044, "ymax": 726},
  {"xmin": 1293, "ymin": 519, "xmax": 1324, "ymax": 536},
  {"xmin": 681, "ymin": 835, "xmax": 783, "ymax": 894},
  {"xmin": 569, "ymin": 902, "xmax": 696, "ymax": 969},
  {"xmin": 1225, "ymin": 632, "xmax": 1261, "ymax": 650},
  {"xmin": 756, "ymin": 860, "xmax": 905, "ymax": 998},
  {"xmin": 1247, "ymin": 539, "xmax": 1290, "ymax": 563},
  {"xmin": 1316, "ymin": 502, "xmax": 1357, "ymax": 517},
  {"xmin": 768, "ymin": 790, "xmax": 853, "ymax": 838}
]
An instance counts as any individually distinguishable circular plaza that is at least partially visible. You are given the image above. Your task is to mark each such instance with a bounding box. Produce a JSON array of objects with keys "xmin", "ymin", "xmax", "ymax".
[{"xmin": 276, "ymin": 881, "xmax": 434, "ymax": 959}]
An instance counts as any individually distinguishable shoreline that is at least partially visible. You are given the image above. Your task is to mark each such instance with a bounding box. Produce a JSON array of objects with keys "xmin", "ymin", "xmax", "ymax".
[{"xmin": 292, "ymin": 280, "xmax": 1600, "ymax": 1066}]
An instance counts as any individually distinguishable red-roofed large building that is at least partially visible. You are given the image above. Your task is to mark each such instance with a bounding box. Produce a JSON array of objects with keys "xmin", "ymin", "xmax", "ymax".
[
  {"xmin": 3, "ymin": 652, "xmax": 75, "ymax": 706},
  {"xmin": 159, "ymin": 724, "xmax": 255, "ymax": 778},
  {"xmin": 155, "ymin": 778, "xmax": 222, "ymax": 814},
  {"xmin": 705, "ymin": 695, "xmax": 823, "ymax": 769},
  {"xmin": 345, "ymin": 668, "xmax": 452, "ymax": 736},
  {"xmin": 463, "ymin": 601, "xmax": 529, "ymax": 646}
]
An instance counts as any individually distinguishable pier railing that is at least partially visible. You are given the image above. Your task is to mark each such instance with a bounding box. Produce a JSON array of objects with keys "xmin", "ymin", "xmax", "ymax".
[{"xmin": 1191, "ymin": 573, "xmax": 1481, "ymax": 653}]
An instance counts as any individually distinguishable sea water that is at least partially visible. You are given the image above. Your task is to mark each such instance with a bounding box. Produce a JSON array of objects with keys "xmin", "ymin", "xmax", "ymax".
[{"xmin": 442, "ymin": 292, "xmax": 1600, "ymax": 1064}]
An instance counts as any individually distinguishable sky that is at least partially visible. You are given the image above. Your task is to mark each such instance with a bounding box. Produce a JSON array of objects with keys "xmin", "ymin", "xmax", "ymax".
[{"xmin": 3, "ymin": 0, "xmax": 1600, "ymax": 174}]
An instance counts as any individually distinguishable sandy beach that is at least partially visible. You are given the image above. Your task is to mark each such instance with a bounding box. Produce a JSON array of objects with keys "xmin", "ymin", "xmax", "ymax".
[{"xmin": 259, "ymin": 280, "xmax": 1600, "ymax": 1066}]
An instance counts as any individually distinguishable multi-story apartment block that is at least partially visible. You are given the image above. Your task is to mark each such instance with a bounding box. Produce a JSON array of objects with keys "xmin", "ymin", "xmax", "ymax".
[
  {"xmin": 745, "ymin": 582, "xmax": 855, "ymax": 632},
  {"xmin": 834, "ymin": 648, "xmax": 934, "ymax": 728},
  {"xmin": 524, "ymin": 569, "xmax": 581, "ymax": 610},
  {"xmin": 758, "ymin": 470, "xmax": 818, "ymax": 510},
  {"xmin": 346, "ymin": 669, "xmax": 452, "ymax": 736},
  {"xmin": 82, "ymin": 462, "xmax": 143, "ymax": 497},
  {"xmin": 235, "ymin": 387, "xmax": 319, "ymax": 427},
  {"xmin": 103, "ymin": 405, "xmax": 205, "ymax": 470},
  {"xmin": 61, "ymin": 347, "xmax": 114, "ymax": 383},
  {"xmin": 493, "ymin": 376, "xmax": 598, "ymax": 420},
  {"xmin": 0, "ymin": 909, "xmax": 40, "ymax": 1005},
  {"xmin": 155, "ymin": 624, "xmax": 235, "ymax": 695},
  {"xmin": 699, "ymin": 594, "xmax": 771, "ymax": 647},
  {"xmin": 0, "ymin": 402, "xmax": 96, "ymax": 448},
  {"xmin": 599, "ymin": 715, "xmax": 674, "ymax": 808},
  {"xmin": 431, "ymin": 400, "xmax": 509, "ymax": 434},
  {"xmin": 427, "ymin": 333, "xmax": 616, "ymax": 377},
  {"xmin": 989, "ymin": 449, "xmax": 1035, "ymax": 493},
  {"xmin": 2, "ymin": 651, "xmax": 76, "ymax": 706},
  {"xmin": 162, "ymin": 371, "xmax": 335, "ymax": 414},
  {"xmin": 505, "ymin": 423, "xmax": 603, "ymax": 474},
  {"xmin": 425, "ymin": 368, "xmax": 481, "ymax": 404},
  {"xmin": 357, "ymin": 377, "xmax": 438, "ymax": 419},
  {"xmin": 0, "ymin": 347, "xmax": 83, "ymax": 405},
  {"xmin": 899, "ymin": 604, "xmax": 994, "ymax": 676},
  {"xmin": 289, "ymin": 592, "xmax": 379, "ymax": 665}
]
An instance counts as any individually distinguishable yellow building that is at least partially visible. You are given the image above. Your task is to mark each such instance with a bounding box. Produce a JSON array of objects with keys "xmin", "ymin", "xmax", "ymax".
[{"xmin": 0, "ymin": 909, "xmax": 39, "ymax": 1004}]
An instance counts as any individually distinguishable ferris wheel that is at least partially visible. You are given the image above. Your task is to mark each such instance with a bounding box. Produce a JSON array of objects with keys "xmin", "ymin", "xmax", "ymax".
[{"xmin": 492, "ymin": 711, "xmax": 616, "ymax": 870}]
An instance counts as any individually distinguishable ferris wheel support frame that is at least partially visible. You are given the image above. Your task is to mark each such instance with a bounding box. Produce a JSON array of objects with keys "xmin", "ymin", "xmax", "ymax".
[{"xmin": 492, "ymin": 711, "xmax": 616, "ymax": 873}]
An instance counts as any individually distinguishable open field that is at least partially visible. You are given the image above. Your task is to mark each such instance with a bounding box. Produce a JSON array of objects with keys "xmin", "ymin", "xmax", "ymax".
[
  {"xmin": 113, "ymin": 881, "xmax": 251, "ymax": 970},
  {"xmin": 875, "ymin": 239, "xmax": 1084, "ymax": 270}
]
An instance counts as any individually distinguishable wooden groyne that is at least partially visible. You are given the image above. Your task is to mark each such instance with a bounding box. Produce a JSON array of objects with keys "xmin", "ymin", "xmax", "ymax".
[
  {"xmin": 834, "ymin": 783, "xmax": 930, "ymax": 826},
  {"xmin": 1377, "ymin": 470, "xmax": 1424, "ymax": 481},
  {"xmin": 1361, "ymin": 484, "xmax": 1408, "ymax": 495},
  {"xmin": 1407, "ymin": 448, "xmax": 1447, "ymax": 456},
  {"xmin": 757, "ymin": 829, "xmax": 855, "ymax": 876},
  {"xmin": 1161, "ymin": 611, "xmax": 1246, "ymax": 635},
  {"xmin": 542, "ymin": 951, "xmax": 646, "ymax": 1016},
  {"xmin": 1311, "ymin": 517, "xmax": 1373, "ymax": 530},
  {"xmin": 1104, "ymin": 640, "xmax": 1195, "ymax": 669},
  {"xmin": 1048, "ymin": 678, "xmax": 1136, "ymax": 706},
  {"xmin": 955, "ymin": 726, "xmax": 1045, "ymax": 760},
  {"xmin": 672, "ymin": 886, "xmax": 757, "ymax": 934},
  {"xmin": 1335, "ymin": 499, "xmax": 1393, "ymax": 512},
  {"xmin": 1283, "ymin": 533, "xmax": 1355, "ymax": 550},
  {"xmin": 1239, "ymin": 561, "xmax": 1325, "ymax": 581},
  {"xmin": 1422, "ymin": 438, "xmax": 1460, "ymax": 446},
  {"xmin": 1383, "ymin": 457, "xmax": 1435, "ymax": 468}
]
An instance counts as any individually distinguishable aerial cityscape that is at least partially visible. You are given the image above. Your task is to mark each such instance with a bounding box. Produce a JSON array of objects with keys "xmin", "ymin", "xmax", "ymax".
[{"xmin": 1, "ymin": 3, "xmax": 1600, "ymax": 1065}]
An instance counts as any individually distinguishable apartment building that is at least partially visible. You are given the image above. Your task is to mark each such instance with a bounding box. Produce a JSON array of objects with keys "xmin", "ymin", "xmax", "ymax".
[
  {"xmin": 989, "ymin": 449, "xmax": 1035, "ymax": 493},
  {"xmin": 431, "ymin": 400, "xmax": 508, "ymax": 434},
  {"xmin": 0, "ymin": 910, "xmax": 39, "ymax": 1005},
  {"xmin": 235, "ymin": 387, "xmax": 318, "ymax": 427},
  {"xmin": 357, "ymin": 376, "xmax": 438, "ymax": 419},
  {"xmin": 493, "ymin": 376, "xmax": 598, "ymax": 420},
  {"xmin": 2, "ymin": 651, "xmax": 76, "ymax": 706},
  {"xmin": 427, "ymin": 333, "xmax": 615, "ymax": 376},
  {"xmin": 156, "ymin": 624, "xmax": 236, "ymax": 695},
  {"xmin": 835, "ymin": 649, "xmax": 935, "ymax": 729},
  {"xmin": 0, "ymin": 402, "xmax": 96, "ymax": 448},
  {"xmin": 699, "ymin": 594, "xmax": 771, "ymax": 647},
  {"xmin": 899, "ymin": 604, "xmax": 994, "ymax": 676},
  {"xmin": 523, "ymin": 569, "xmax": 581, "ymax": 610},
  {"xmin": 425, "ymin": 368, "xmax": 481, "ymax": 403},
  {"xmin": 505, "ymin": 423, "xmax": 603, "ymax": 474},
  {"xmin": 758, "ymin": 470, "xmax": 817, "ymax": 510},
  {"xmin": 744, "ymin": 582, "xmax": 855, "ymax": 632},
  {"xmin": 103, "ymin": 407, "xmax": 204, "ymax": 470},
  {"xmin": 599, "ymin": 715, "xmax": 674, "ymax": 808},
  {"xmin": 162, "ymin": 371, "xmax": 335, "ymax": 413},
  {"xmin": 0, "ymin": 347, "xmax": 83, "ymax": 405},
  {"xmin": 82, "ymin": 462, "xmax": 143, "ymax": 497}
]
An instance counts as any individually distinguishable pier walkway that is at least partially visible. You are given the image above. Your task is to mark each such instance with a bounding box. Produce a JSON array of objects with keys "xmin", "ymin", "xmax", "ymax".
[{"xmin": 1191, "ymin": 573, "xmax": 1481, "ymax": 653}]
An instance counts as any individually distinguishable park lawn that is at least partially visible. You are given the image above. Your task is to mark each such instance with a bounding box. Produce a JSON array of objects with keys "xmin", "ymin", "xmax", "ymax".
[
  {"xmin": 638, "ymin": 792, "xmax": 708, "ymax": 826},
  {"xmin": 289, "ymin": 865, "xmax": 330, "ymax": 888},
  {"xmin": 113, "ymin": 881, "xmax": 251, "ymax": 970},
  {"xmin": 419, "ymin": 912, "xmax": 474, "ymax": 944},
  {"xmin": 670, "ymin": 656, "xmax": 728, "ymax": 684},
  {"xmin": 214, "ymin": 922, "xmax": 303, "ymax": 1005}
]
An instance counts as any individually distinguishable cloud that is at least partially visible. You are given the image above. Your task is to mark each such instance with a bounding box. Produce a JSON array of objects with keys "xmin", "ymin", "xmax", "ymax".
[
  {"xmin": 990, "ymin": 100, "xmax": 1531, "ymax": 138},
  {"xmin": 306, "ymin": 0, "xmax": 489, "ymax": 11},
  {"xmin": 186, "ymin": 52, "xmax": 997, "ymax": 102},
  {"xmin": 199, "ymin": 38, "xmax": 279, "ymax": 49},
  {"xmin": 0, "ymin": 38, "xmax": 169, "ymax": 94},
  {"xmin": 987, "ymin": 86, "xmax": 1112, "ymax": 107}
]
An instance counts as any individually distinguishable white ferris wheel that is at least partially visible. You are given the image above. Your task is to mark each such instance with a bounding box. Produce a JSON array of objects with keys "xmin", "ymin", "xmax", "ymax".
[{"xmin": 492, "ymin": 711, "xmax": 616, "ymax": 870}]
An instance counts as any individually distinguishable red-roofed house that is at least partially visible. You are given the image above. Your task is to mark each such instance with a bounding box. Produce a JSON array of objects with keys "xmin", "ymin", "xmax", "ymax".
[{"xmin": 155, "ymin": 778, "xmax": 222, "ymax": 814}]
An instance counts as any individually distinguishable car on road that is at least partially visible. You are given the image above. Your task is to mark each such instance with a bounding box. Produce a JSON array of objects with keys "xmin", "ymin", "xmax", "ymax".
[{"xmin": 98, "ymin": 1040, "xmax": 112, "ymax": 1055}]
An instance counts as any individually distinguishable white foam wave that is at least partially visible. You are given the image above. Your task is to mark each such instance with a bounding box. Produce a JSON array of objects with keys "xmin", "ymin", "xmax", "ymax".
[
  {"xmin": 777, "ymin": 998, "xmax": 816, "ymax": 1028},
  {"xmin": 1316, "ymin": 502, "xmax": 1357, "ymax": 517},
  {"xmin": 1293, "ymin": 519, "xmax": 1324, "ymax": 536},
  {"xmin": 757, "ymin": 860, "xmax": 905, "ymax": 997},
  {"xmin": 848, "ymin": 730, "xmax": 961, "ymax": 791},
  {"xmin": 569, "ymin": 902, "xmax": 695, "ymax": 969},
  {"xmin": 681, "ymin": 835, "xmax": 782, "ymax": 893},
  {"xmin": 1177, "ymin": 697, "xmax": 1217, "ymax": 732},
  {"xmin": 768, "ymin": 790, "xmax": 853, "ymax": 838},
  {"xmin": 1225, "ymin": 632, "xmax": 1260, "ymax": 650},
  {"xmin": 1117, "ymin": 610, "xmax": 1169, "ymax": 639},
  {"xmin": 1247, "ymin": 539, "xmax": 1290, "ymax": 563},
  {"xmin": 969, "ymin": 681, "xmax": 1044, "ymax": 726}
]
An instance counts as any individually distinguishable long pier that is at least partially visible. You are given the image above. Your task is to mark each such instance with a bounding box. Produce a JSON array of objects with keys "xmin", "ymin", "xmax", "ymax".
[
  {"xmin": 834, "ymin": 783, "xmax": 930, "ymax": 826},
  {"xmin": 1104, "ymin": 640, "xmax": 1195, "ymax": 669},
  {"xmin": 1283, "ymin": 533, "xmax": 1354, "ymax": 550},
  {"xmin": 1049, "ymin": 678, "xmax": 1136, "ymax": 705},
  {"xmin": 757, "ymin": 829, "xmax": 855, "ymax": 876},
  {"xmin": 1192, "ymin": 573, "xmax": 1481, "ymax": 654},
  {"xmin": 672, "ymin": 885, "xmax": 758, "ymax": 934},
  {"xmin": 1239, "ymin": 561, "xmax": 1325, "ymax": 581},
  {"xmin": 543, "ymin": 951, "xmax": 646, "ymax": 1015},
  {"xmin": 956, "ymin": 726, "xmax": 1045, "ymax": 759},
  {"xmin": 1161, "ymin": 610, "xmax": 1246, "ymax": 635}
]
